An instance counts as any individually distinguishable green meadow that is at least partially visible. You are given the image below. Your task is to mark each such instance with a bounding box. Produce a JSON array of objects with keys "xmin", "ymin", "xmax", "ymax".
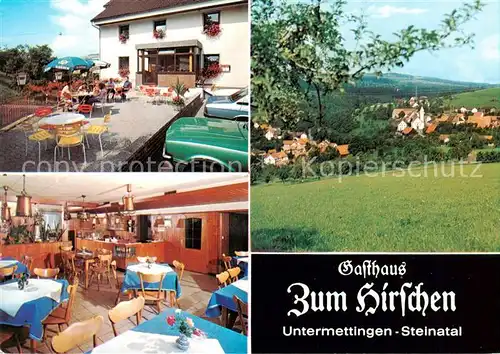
[
  {"xmin": 448, "ymin": 87, "xmax": 500, "ymax": 108},
  {"xmin": 251, "ymin": 163, "xmax": 500, "ymax": 252}
]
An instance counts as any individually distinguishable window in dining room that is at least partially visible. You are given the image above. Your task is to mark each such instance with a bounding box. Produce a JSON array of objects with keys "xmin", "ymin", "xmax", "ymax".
[{"xmin": 185, "ymin": 218, "xmax": 202, "ymax": 250}]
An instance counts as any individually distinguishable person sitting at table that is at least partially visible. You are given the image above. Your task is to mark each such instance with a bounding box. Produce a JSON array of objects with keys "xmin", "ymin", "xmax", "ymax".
[
  {"xmin": 61, "ymin": 81, "xmax": 76, "ymax": 111},
  {"xmin": 121, "ymin": 76, "xmax": 132, "ymax": 101},
  {"xmin": 88, "ymin": 82, "xmax": 107, "ymax": 105},
  {"xmin": 77, "ymin": 83, "xmax": 87, "ymax": 92},
  {"xmin": 106, "ymin": 78, "xmax": 116, "ymax": 102}
]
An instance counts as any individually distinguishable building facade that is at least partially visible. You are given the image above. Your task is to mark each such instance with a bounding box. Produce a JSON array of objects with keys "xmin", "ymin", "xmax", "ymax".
[{"xmin": 91, "ymin": 0, "xmax": 249, "ymax": 89}]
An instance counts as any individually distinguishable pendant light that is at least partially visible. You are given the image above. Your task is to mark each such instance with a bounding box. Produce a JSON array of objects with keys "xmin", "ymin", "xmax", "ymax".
[
  {"xmin": 16, "ymin": 174, "xmax": 32, "ymax": 217},
  {"xmin": 77, "ymin": 195, "xmax": 89, "ymax": 221},
  {"xmin": 63, "ymin": 201, "xmax": 72, "ymax": 220},
  {"xmin": 122, "ymin": 184, "xmax": 135, "ymax": 214},
  {"xmin": 1, "ymin": 186, "xmax": 11, "ymax": 222}
]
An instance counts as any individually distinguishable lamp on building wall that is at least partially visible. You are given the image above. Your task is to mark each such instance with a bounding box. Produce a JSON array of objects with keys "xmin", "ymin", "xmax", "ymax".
[
  {"xmin": 1, "ymin": 186, "xmax": 11, "ymax": 222},
  {"xmin": 55, "ymin": 72, "xmax": 63, "ymax": 81},
  {"xmin": 16, "ymin": 174, "xmax": 32, "ymax": 217},
  {"xmin": 16, "ymin": 72, "xmax": 28, "ymax": 86}
]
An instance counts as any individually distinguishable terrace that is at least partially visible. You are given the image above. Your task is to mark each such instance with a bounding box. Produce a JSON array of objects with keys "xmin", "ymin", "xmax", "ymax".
[
  {"xmin": 0, "ymin": 173, "xmax": 249, "ymax": 353},
  {"xmin": 0, "ymin": 88, "xmax": 204, "ymax": 173}
]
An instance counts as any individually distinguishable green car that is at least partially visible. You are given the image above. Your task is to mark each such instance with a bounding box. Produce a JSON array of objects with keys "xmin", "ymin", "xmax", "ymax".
[{"xmin": 163, "ymin": 116, "xmax": 249, "ymax": 172}]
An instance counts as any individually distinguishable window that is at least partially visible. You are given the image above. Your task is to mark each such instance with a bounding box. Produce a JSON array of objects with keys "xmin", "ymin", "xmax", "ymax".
[
  {"xmin": 203, "ymin": 12, "xmax": 220, "ymax": 28},
  {"xmin": 204, "ymin": 54, "xmax": 220, "ymax": 69},
  {"xmin": 118, "ymin": 57, "xmax": 129, "ymax": 69},
  {"xmin": 119, "ymin": 25, "xmax": 129, "ymax": 35},
  {"xmin": 153, "ymin": 20, "xmax": 166, "ymax": 32},
  {"xmin": 185, "ymin": 218, "xmax": 202, "ymax": 249}
]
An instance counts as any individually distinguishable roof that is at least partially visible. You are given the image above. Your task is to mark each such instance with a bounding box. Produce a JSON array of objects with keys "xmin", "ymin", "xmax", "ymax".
[
  {"xmin": 272, "ymin": 151, "xmax": 287, "ymax": 159},
  {"xmin": 473, "ymin": 112, "xmax": 484, "ymax": 118},
  {"xmin": 392, "ymin": 108, "xmax": 415, "ymax": 117},
  {"xmin": 426, "ymin": 124, "xmax": 437, "ymax": 134},
  {"xmin": 482, "ymin": 135, "xmax": 493, "ymax": 140},
  {"xmin": 92, "ymin": 0, "xmax": 216, "ymax": 22},
  {"xmin": 402, "ymin": 127, "xmax": 413, "ymax": 135},
  {"xmin": 282, "ymin": 140, "xmax": 294, "ymax": 146},
  {"xmin": 336, "ymin": 144, "xmax": 349, "ymax": 156},
  {"xmin": 468, "ymin": 115, "xmax": 492, "ymax": 128}
]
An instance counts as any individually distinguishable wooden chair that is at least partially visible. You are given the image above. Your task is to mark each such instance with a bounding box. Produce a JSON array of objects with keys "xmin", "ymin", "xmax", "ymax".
[
  {"xmin": 222, "ymin": 254, "xmax": 232, "ymax": 271},
  {"xmin": 19, "ymin": 255, "xmax": 33, "ymax": 277},
  {"xmin": 108, "ymin": 296, "xmax": 145, "ymax": 337},
  {"xmin": 216, "ymin": 271, "xmax": 230, "ymax": 288},
  {"xmin": 50, "ymin": 315, "xmax": 103, "ymax": 353},
  {"xmin": 0, "ymin": 327, "xmax": 22, "ymax": 353},
  {"xmin": 233, "ymin": 295, "xmax": 248, "ymax": 336},
  {"xmin": 137, "ymin": 272, "xmax": 166, "ymax": 314},
  {"xmin": 111, "ymin": 260, "xmax": 132, "ymax": 305},
  {"xmin": 234, "ymin": 251, "xmax": 248, "ymax": 257},
  {"xmin": 96, "ymin": 248, "xmax": 111, "ymax": 255},
  {"xmin": 42, "ymin": 278, "xmax": 79, "ymax": 340},
  {"xmin": 62, "ymin": 252, "xmax": 82, "ymax": 284},
  {"xmin": 88, "ymin": 254, "xmax": 113, "ymax": 291},
  {"xmin": 33, "ymin": 267, "xmax": 60, "ymax": 279},
  {"xmin": 227, "ymin": 267, "xmax": 241, "ymax": 283},
  {"xmin": 0, "ymin": 265, "xmax": 17, "ymax": 282},
  {"xmin": 172, "ymin": 260, "xmax": 185, "ymax": 281}
]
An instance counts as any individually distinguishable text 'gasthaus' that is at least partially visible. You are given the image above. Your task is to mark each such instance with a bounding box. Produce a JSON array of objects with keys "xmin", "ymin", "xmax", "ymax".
[
  {"xmin": 338, "ymin": 260, "xmax": 407, "ymax": 278},
  {"xmin": 287, "ymin": 282, "xmax": 456, "ymax": 317}
]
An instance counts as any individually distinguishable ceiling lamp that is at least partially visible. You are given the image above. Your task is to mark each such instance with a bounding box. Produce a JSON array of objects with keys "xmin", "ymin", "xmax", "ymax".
[
  {"xmin": 77, "ymin": 195, "xmax": 90, "ymax": 221},
  {"xmin": 16, "ymin": 174, "xmax": 32, "ymax": 217},
  {"xmin": 1, "ymin": 186, "xmax": 11, "ymax": 222},
  {"xmin": 122, "ymin": 184, "xmax": 135, "ymax": 215}
]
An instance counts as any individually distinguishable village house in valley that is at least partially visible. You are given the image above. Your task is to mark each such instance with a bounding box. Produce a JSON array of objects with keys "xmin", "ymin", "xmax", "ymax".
[{"xmin": 91, "ymin": 0, "xmax": 249, "ymax": 89}]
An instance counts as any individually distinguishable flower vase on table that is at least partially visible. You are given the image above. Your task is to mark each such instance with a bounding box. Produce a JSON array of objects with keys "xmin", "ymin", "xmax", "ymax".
[
  {"xmin": 167, "ymin": 309, "xmax": 206, "ymax": 351},
  {"xmin": 17, "ymin": 273, "xmax": 29, "ymax": 290}
]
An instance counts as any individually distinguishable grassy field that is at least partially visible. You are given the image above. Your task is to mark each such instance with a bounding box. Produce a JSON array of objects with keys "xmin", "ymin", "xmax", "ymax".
[
  {"xmin": 448, "ymin": 87, "xmax": 500, "ymax": 108},
  {"xmin": 251, "ymin": 163, "xmax": 500, "ymax": 252}
]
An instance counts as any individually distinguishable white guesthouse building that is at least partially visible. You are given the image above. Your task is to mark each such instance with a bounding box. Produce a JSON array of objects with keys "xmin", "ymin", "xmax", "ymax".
[{"xmin": 91, "ymin": 0, "xmax": 249, "ymax": 89}]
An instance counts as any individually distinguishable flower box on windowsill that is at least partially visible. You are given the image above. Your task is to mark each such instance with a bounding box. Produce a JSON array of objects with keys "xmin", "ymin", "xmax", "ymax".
[
  {"xmin": 119, "ymin": 33, "xmax": 129, "ymax": 44},
  {"xmin": 203, "ymin": 23, "xmax": 221, "ymax": 38},
  {"xmin": 153, "ymin": 29, "xmax": 165, "ymax": 39}
]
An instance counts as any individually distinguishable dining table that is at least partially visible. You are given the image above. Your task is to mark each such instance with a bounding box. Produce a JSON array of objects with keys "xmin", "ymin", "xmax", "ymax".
[
  {"xmin": 89, "ymin": 308, "xmax": 247, "ymax": 354},
  {"xmin": 38, "ymin": 112, "xmax": 86, "ymax": 129},
  {"xmin": 205, "ymin": 277, "xmax": 248, "ymax": 328},
  {"xmin": 120, "ymin": 262, "xmax": 182, "ymax": 304},
  {"xmin": 0, "ymin": 278, "xmax": 69, "ymax": 352},
  {"xmin": 73, "ymin": 91, "xmax": 93, "ymax": 103},
  {"xmin": 0, "ymin": 256, "xmax": 28, "ymax": 276},
  {"xmin": 75, "ymin": 250, "xmax": 97, "ymax": 289}
]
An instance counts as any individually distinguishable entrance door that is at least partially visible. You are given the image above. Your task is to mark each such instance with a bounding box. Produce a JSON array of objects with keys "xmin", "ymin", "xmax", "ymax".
[
  {"xmin": 180, "ymin": 214, "xmax": 209, "ymax": 273},
  {"xmin": 229, "ymin": 213, "xmax": 249, "ymax": 254}
]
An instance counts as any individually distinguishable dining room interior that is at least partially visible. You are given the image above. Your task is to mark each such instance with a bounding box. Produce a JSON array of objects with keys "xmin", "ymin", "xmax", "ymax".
[{"xmin": 0, "ymin": 172, "xmax": 249, "ymax": 353}]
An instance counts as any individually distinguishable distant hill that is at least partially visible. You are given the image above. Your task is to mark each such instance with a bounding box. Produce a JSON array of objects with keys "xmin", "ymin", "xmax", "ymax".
[
  {"xmin": 345, "ymin": 72, "xmax": 497, "ymax": 100},
  {"xmin": 447, "ymin": 87, "xmax": 500, "ymax": 109}
]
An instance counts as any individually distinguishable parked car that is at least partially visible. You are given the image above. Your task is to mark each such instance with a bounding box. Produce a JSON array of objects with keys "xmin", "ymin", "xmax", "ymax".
[
  {"xmin": 204, "ymin": 87, "xmax": 249, "ymax": 119},
  {"xmin": 163, "ymin": 115, "xmax": 248, "ymax": 172}
]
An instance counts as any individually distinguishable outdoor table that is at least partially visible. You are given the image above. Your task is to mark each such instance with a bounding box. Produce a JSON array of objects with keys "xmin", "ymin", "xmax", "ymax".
[
  {"xmin": 232, "ymin": 256, "xmax": 248, "ymax": 277},
  {"xmin": 121, "ymin": 263, "xmax": 182, "ymax": 303},
  {"xmin": 38, "ymin": 112, "xmax": 85, "ymax": 129},
  {"xmin": 0, "ymin": 278, "xmax": 69, "ymax": 351},
  {"xmin": 0, "ymin": 256, "xmax": 28, "ymax": 276},
  {"xmin": 205, "ymin": 277, "xmax": 248, "ymax": 327},
  {"xmin": 73, "ymin": 91, "xmax": 92, "ymax": 103},
  {"xmin": 89, "ymin": 308, "xmax": 247, "ymax": 354}
]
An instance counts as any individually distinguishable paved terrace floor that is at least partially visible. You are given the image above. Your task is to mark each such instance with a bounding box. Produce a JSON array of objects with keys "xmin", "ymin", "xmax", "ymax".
[
  {"xmin": 0, "ymin": 90, "xmax": 203, "ymax": 173},
  {"xmin": 0, "ymin": 270, "xmax": 219, "ymax": 353}
]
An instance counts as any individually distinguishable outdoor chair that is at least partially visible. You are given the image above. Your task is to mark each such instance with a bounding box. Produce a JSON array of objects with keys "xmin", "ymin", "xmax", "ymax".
[
  {"xmin": 91, "ymin": 90, "xmax": 108, "ymax": 115},
  {"xmin": 54, "ymin": 124, "xmax": 87, "ymax": 166},
  {"xmin": 233, "ymin": 295, "xmax": 248, "ymax": 336},
  {"xmin": 50, "ymin": 315, "xmax": 103, "ymax": 353},
  {"xmin": 27, "ymin": 127, "xmax": 55, "ymax": 162},
  {"xmin": 33, "ymin": 267, "xmax": 60, "ymax": 279},
  {"xmin": 34, "ymin": 107, "xmax": 53, "ymax": 118},
  {"xmin": 108, "ymin": 296, "xmax": 145, "ymax": 337},
  {"xmin": 145, "ymin": 88, "xmax": 158, "ymax": 104},
  {"xmin": 84, "ymin": 113, "xmax": 111, "ymax": 157},
  {"xmin": 42, "ymin": 278, "xmax": 79, "ymax": 340},
  {"xmin": 216, "ymin": 271, "xmax": 231, "ymax": 288},
  {"xmin": 137, "ymin": 272, "xmax": 167, "ymax": 314},
  {"xmin": 77, "ymin": 104, "xmax": 93, "ymax": 118}
]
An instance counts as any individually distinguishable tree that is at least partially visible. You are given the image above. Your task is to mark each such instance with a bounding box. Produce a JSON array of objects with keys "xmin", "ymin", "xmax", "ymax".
[
  {"xmin": 252, "ymin": 0, "xmax": 484, "ymax": 131},
  {"xmin": 0, "ymin": 45, "xmax": 54, "ymax": 81},
  {"xmin": 278, "ymin": 165, "xmax": 291, "ymax": 183}
]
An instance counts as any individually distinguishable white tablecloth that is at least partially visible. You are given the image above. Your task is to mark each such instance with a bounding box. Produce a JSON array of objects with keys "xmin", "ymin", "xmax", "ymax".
[
  {"xmin": 0, "ymin": 279, "xmax": 62, "ymax": 317},
  {"xmin": 236, "ymin": 257, "xmax": 248, "ymax": 264},
  {"xmin": 38, "ymin": 113, "xmax": 85, "ymax": 126},
  {"xmin": 92, "ymin": 331, "xmax": 224, "ymax": 353},
  {"xmin": 230, "ymin": 279, "xmax": 249, "ymax": 293},
  {"xmin": 128, "ymin": 263, "xmax": 174, "ymax": 275},
  {"xmin": 0, "ymin": 260, "xmax": 17, "ymax": 268}
]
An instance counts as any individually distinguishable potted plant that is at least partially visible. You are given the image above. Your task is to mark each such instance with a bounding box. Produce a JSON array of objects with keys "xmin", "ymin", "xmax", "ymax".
[
  {"xmin": 119, "ymin": 31, "xmax": 129, "ymax": 44},
  {"xmin": 203, "ymin": 22, "xmax": 221, "ymax": 37},
  {"xmin": 118, "ymin": 68, "xmax": 130, "ymax": 78},
  {"xmin": 153, "ymin": 29, "xmax": 165, "ymax": 39},
  {"xmin": 166, "ymin": 310, "xmax": 205, "ymax": 351}
]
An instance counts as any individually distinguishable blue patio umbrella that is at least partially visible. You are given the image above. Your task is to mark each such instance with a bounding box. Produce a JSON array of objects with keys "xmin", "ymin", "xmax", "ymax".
[
  {"xmin": 44, "ymin": 56, "xmax": 93, "ymax": 73},
  {"xmin": 85, "ymin": 59, "xmax": 111, "ymax": 69}
]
